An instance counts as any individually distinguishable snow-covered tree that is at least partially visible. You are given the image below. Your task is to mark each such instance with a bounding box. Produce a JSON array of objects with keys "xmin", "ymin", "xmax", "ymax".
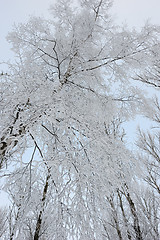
[{"xmin": 0, "ymin": 0, "xmax": 160, "ymax": 239}]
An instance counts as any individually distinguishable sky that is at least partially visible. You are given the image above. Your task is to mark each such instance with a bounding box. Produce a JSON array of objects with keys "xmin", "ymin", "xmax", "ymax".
[
  {"xmin": 113, "ymin": 0, "xmax": 160, "ymax": 27},
  {"xmin": 0, "ymin": 0, "xmax": 160, "ymax": 206}
]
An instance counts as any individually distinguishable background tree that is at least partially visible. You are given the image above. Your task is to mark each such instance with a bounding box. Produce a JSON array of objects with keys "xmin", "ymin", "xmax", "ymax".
[{"xmin": 0, "ymin": 207, "xmax": 8, "ymax": 239}]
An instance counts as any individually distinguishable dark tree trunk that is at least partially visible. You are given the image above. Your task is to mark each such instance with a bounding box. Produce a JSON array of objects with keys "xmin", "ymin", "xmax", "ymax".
[
  {"xmin": 33, "ymin": 173, "xmax": 50, "ymax": 240},
  {"xmin": 123, "ymin": 185, "xmax": 143, "ymax": 240}
]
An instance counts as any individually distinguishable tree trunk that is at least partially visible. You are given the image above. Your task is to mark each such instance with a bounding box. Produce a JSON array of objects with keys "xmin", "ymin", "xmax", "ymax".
[
  {"xmin": 117, "ymin": 190, "xmax": 132, "ymax": 240},
  {"xmin": 33, "ymin": 173, "xmax": 50, "ymax": 240},
  {"xmin": 123, "ymin": 186, "xmax": 143, "ymax": 240}
]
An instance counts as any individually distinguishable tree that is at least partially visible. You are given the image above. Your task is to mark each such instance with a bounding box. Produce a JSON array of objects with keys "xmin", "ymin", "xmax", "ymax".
[
  {"xmin": 0, "ymin": 0, "xmax": 160, "ymax": 239},
  {"xmin": 0, "ymin": 207, "xmax": 8, "ymax": 239}
]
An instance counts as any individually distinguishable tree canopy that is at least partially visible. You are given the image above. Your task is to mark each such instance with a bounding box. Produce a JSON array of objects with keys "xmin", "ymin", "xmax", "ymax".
[{"xmin": 0, "ymin": 0, "xmax": 160, "ymax": 239}]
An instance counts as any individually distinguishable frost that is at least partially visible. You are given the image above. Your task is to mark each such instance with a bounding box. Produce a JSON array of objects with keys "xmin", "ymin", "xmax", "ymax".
[{"xmin": 0, "ymin": 0, "xmax": 160, "ymax": 239}]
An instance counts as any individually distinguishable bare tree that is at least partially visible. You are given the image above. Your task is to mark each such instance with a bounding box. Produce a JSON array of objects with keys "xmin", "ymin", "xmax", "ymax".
[{"xmin": 0, "ymin": 0, "xmax": 160, "ymax": 239}]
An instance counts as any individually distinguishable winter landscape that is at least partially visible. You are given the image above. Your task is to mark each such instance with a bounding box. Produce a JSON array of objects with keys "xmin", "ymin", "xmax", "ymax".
[{"xmin": 0, "ymin": 0, "xmax": 160, "ymax": 239}]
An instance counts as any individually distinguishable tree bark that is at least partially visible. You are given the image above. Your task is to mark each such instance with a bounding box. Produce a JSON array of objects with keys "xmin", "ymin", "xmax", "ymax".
[
  {"xmin": 123, "ymin": 186, "xmax": 143, "ymax": 240},
  {"xmin": 33, "ymin": 173, "xmax": 50, "ymax": 240}
]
